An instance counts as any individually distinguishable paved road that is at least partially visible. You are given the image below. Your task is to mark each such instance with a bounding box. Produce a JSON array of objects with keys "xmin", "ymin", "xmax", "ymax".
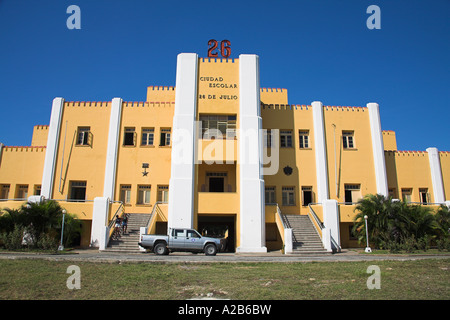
[{"xmin": 1, "ymin": 249, "xmax": 449, "ymax": 263}]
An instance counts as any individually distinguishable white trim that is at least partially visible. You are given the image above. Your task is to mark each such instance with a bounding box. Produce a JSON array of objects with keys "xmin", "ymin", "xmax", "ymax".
[
  {"xmin": 312, "ymin": 101, "xmax": 329, "ymax": 202},
  {"xmin": 91, "ymin": 197, "xmax": 110, "ymax": 248},
  {"xmin": 41, "ymin": 97, "xmax": 64, "ymax": 199},
  {"xmin": 103, "ymin": 97, "xmax": 123, "ymax": 200},
  {"xmin": 426, "ymin": 147, "xmax": 445, "ymax": 203},
  {"xmin": 367, "ymin": 103, "xmax": 388, "ymax": 197},
  {"xmin": 168, "ymin": 53, "xmax": 198, "ymax": 230},
  {"xmin": 323, "ymin": 199, "xmax": 340, "ymax": 251},
  {"xmin": 236, "ymin": 54, "xmax": 267, "ymax": 253}
]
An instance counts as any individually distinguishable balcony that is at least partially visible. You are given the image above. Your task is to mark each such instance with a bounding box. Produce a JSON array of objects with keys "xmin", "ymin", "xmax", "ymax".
[{"xmin": 197, "ymin": 192, "xmax": 238, "ymax": 214}]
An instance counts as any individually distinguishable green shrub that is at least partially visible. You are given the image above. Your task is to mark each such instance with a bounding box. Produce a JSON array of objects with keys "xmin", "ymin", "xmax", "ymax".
[{"xmin": 0, "ymin": 225, "xmax": 25, "ymax": 250}]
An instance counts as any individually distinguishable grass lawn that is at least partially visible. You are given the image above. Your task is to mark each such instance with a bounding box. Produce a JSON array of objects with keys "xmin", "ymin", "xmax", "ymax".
[{"xmin": 0, "ymin": 258, "xmax": 448, "ymax": 300}]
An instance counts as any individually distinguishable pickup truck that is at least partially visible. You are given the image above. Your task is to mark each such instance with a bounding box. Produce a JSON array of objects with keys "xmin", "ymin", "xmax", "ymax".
[{"xmin": 139, "ymin": 228, "xmax": 226, "ymax": 256}]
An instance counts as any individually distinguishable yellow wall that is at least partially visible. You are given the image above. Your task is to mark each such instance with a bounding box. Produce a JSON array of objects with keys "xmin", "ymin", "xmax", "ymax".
[
  {"xmin": 440, "ymin": 152, "xmax": 450, "ymax": 200},
  {"xmin": 0, "ymin": 146, "xmax": 46, "ymax": 200},
  {"xmin": 146, "ymin": 86, "xmax": 175, "ymax": 102},
  {"xmin": 115, "ymin": 102, "xmax": 174, "ymax": 213},
  {"xmin": 31, "ymin": 125, "xmax": 49, "ymax": 147},
  {"xmin": 382, "ymin": 130, "xmax": 397, "ymax": 151},
  {"xmin": 262, "ymin": 104, "xmax": 317, "ymax": 215},
  {"xmin": 385, "ymin": 150, "xmax": 434, "ymax": 202},
  {"xmin": 51, "ymin": 102, "xmax": 111, "ymax": 206}
]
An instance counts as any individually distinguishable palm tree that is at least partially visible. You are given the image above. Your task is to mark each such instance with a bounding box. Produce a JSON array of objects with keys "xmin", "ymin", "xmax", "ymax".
[
  {"xmin": 405, "ymin": 204, "xmax": 438, "ymax": 239},
  {"xmin": 352, "ymin": 194, "xmax": 398, "ymax": 247},
  {"xmin": 434, "ymin": 204, "xmax": 450, "ymax": 239}
]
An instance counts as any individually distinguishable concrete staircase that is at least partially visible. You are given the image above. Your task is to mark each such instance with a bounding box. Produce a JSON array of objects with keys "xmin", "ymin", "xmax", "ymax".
[
  {"xmin": 102, "ymin": 213, "xmax": 152, "ymax": 253},
  {"xmin": 283, "ymin": 215, "xmax": 330, "ymax": 254}
]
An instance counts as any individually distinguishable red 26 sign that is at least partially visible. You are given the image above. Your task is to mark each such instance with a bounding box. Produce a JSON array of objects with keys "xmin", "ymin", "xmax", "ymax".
[{"xmin": 208, "ymin": 39, "xmax": 231, "ymax": 58}]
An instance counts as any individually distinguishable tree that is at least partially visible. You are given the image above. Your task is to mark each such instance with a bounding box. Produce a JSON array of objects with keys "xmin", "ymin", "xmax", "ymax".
[
  {"xmin": 352, "ymin": 193, "xmax": 402, "ymax": 247},
  {"xmin": 434, "ymin": 204, "xmax": 450, "ymax": 239},
  {"xmin": 0, "ymin": 200, "xmax": 81, "ymax": 250}
]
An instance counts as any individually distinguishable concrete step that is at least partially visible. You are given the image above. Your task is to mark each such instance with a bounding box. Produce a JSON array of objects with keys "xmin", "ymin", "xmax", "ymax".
[{"xmin": 283, "ymin": 214, "xmax": 328, "ymax": 255}]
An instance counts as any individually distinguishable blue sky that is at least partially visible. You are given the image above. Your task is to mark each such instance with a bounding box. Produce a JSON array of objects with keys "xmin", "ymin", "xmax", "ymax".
[{"xmin": 0, "ymin": 0, "xmax": 449, "ymax": 151}]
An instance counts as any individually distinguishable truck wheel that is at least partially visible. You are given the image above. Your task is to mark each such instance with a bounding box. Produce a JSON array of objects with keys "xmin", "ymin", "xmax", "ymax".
[
  {"xmin": 154, "ymin": 243, "xmax": 168, "ymax": 255},
  {"xmin": 204, "ymin": 244, "xmax": 217, "ymax": 256}
]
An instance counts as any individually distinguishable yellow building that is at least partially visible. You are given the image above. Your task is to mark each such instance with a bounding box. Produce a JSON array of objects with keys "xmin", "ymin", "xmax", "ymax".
[{"xmin": 0, "ymin": 53, "xmax": 449, "ymax": 253}]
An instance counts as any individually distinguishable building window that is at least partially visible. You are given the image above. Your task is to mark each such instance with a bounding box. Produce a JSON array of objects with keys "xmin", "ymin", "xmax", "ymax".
[
  {"xmin": 265, "ymin": 186, "xmax": 276, "ymax": 204},
  {"xmin": 301, "ymin": 186, "xmax": 313, "ymax": 206},
  {"xmin": 69, "ymin": 181, "xmax": 86, "ymax": 201},
  {"xmin": 344, "ymin": 184, "xmax": 361, "ymax": 204},
  {"xmin": 34, "ymin": 185, "xmax": 41, "ymax": 196},
  {"xmin": 0, "ymin": 184, "xmax": 10, "ymax": 200},
  {"xmin": 206, "ymin": 172, "xmax": 227, "ymax": 192},
  {"xmin": 141, "ymin": 128, "xmax": 154, "ymax": 146},
  {"xmin": 388, "ymin": 188, "xmax": 397, "ymax": 199},
  {"xmin": 76, "ymin": 127, "xmax": 91, "ymax": 146},
  {"xmin": 137, "ymin": 185, "xmax": 151, "ymax": 205},
  {"xmin": 120, "ymin": 185, "xmax": 131, "ymax": 204},
  {"xmin": 200, "ymin": 115, "xmax": 236, "ymax": 139},
  {"xmin": 419, "ymin": 188, "xmax": 429, "ymax": 205},
  {"xmin": 402, "ymin": 188, "xmax": 412, "ymax": 203},
  {"xmin": 160, "ymin": 128, "xmax": 171, "ymax": 146},
  {"xmin": 157, "ymin": 185, "xmax": 169, "ymax": 202},
  {"xmin": 299, "ymin": 130, "xmax": 309, "ymax": 149},
  {"xmin": 123, "ymin": 127, "xmax": 136, "ymax": 146},
  {"xmin": 282, "ymin": 187, "xmax": 295, "ymax": 206},
  {"xmin": 280, "ymin": 130, "xmax": 293, "ymax": 148},
  {"xmin": 342, "ymin": 131, "xmax": 355, "ymax": 149},
  {"xmin": 16, "ymin": 185, "xmax": 28, "ymax": 200}
]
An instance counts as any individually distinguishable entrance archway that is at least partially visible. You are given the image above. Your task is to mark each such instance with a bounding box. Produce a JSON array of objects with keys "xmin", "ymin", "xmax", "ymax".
[{"xmin": 198, "ymin": 215, "xmax": 236, "ymax": 252}]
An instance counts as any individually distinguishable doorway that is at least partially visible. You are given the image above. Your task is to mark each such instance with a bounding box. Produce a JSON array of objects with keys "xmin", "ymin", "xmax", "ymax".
[
  {"xmin": 209, "ymin": 177, "xmax": 224, "ymax": 192},
  {"xmin": 198, "ymin": 215, "xmax": 236, "ymax": 252}
]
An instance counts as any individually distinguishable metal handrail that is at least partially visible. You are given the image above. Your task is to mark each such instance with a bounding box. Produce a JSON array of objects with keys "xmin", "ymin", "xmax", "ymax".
[
  {"xmin": 144, "ymin": 201, "xmax": 167, "ymax": 233},
  {"xmin": 307, "ymin": 203, "xmax": 324, "ymax": 229},
  {"xmin": 108, "ymin": 201, "xmax": 124, "ymax": 229}
]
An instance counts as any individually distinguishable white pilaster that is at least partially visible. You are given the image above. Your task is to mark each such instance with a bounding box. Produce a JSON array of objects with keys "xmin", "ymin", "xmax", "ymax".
[
  {"xmin": 322, "ymin": 199, "xmax": 341, "ymax": 252},
  {"xmin": 367, "ymin": 103, "xmax": 388, "ymax": 197},
  {"xmin": 103, "ymin": 97, "xmax": 123, "ymax": 200},
  {"xmin": 91, "ymin": 197, "xmax": 110, "ymax": 248},
  {"xmin": 41, "ymin": 97, "xmax": 64, "ymax": 199},
  {"xmin": 168, "ymin": 53, "xmax": 198, "ymax": 230},
  {"xmin": 312, "ymin": 101, "xmax": 329, "ymax": 203},
  {"xmin": 426, "ymin": 147, "xmax": 445, "ymax": 203},
  {"xmin": 236, "ymin": 54, "xmax": 267, "ymax": 253}
]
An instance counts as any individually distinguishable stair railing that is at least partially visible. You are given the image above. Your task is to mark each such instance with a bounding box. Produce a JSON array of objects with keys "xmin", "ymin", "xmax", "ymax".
[
  {"xmin": 267, "ymin": 202, "xmax": 293, "ymax": 254},
  {"xmin": 107, "ymin": 201, "xmax": 125, "ymax": 240},
  {"xmin": 308, "ymin": 202, "xmax": 341, "ymax": 253},
  {"xmin": 307, "ymin": 203, "xmax": 324, "ymax": 231},
  {"xmin": 144, "ymin": 201, "xmax": 165, "ymax": 235}
]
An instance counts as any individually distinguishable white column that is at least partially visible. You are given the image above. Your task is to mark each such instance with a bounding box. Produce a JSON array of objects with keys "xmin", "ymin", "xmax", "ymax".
[
  {"xmin": 103, "ymin": 97, "xmax": 123, "ymax": 200},
  {"xmin": 426, "ymin": 147, "xmax": 445, "ymax": 203},
  {"xmin": 312, "ymin": 101, "xmax": 329, "ymax": 203},
  {"xmin": 91, "ymin": 197, "xmax": 110, "ymax": 248},
  {"xmin": 90, "ymin": 98, "xmax": 123, "ymax": 248},
  {"xmin": 367, "ymin": 103, "xmax": 388, "ymax": 197},
  {"xmin": 41, "ymin": 97, "xmax": 64, "ymax": 199},
  {"xmin": 322, "ymin": 199, "xmax": 341, "ymax": 252},
  {"xmin": 236, "ymin": 54, "xmax": 267, "ymax": 253},
  {"xmin": 168, "ymin": 53, "xmax": 198, "ymax": 230}
]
